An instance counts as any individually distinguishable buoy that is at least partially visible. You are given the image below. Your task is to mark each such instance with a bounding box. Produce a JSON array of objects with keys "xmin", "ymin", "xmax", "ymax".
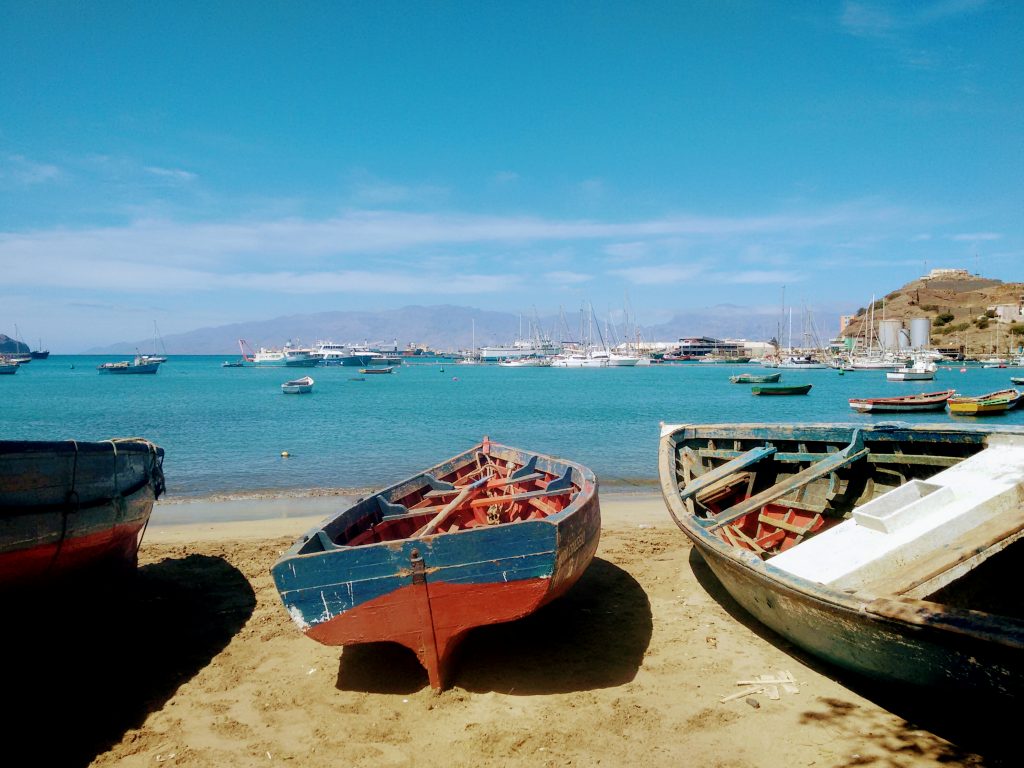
[
  {"xmin": 960, "ymin": 367, "xmax": 967, "ymax": 373},
  {"xmin": 281, "ymin": 451, "xmax": 290, "ymax": 458},
  {"xmin": 452, "ymin": 376, "xmax": 459, "ymax": 381}
]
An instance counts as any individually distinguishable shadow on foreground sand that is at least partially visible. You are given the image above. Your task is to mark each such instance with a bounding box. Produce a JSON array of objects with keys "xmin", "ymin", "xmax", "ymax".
[
  {"xmin": 0, "ymin": 554, "xmax": 255, "ymax": 767},
  {"xmin": 335, "ymin": 557, "xmax": 652, "ymax": 695},
  {"xmin": 688, "ymin": 547, "xmax": 1016, "ymax": 766}
]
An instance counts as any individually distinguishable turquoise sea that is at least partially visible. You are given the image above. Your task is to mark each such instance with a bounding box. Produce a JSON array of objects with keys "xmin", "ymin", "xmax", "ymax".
[{"xmin": 3, "ymin": 356, "xmax": 1023, "ymax": 499}]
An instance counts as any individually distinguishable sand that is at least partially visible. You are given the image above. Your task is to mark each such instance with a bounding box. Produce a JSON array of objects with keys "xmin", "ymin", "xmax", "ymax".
[{"xmin": 3, "ymin": 493, "xmax": 1011, "ymax": 767}]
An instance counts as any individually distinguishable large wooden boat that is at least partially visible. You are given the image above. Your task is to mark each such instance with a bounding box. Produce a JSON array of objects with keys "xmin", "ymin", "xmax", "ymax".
[
  {"xmin": 272, "ymin": 438, "xmax": 601, "ymax": 689},
  {"xmin": 751, "ymin": 383, "xmax": 811, "ymax": 396},
  {"xmin": 848, "ymin": 389, "xmax": 955, "ymax": 413},
  {"xmin": 0, "ymin": 439, "xmax": 165, "ymax": 587},
  {"xmin": 730, "ymin": 372, "xmax": 782, "ymax": 384},
  {"xmin": 658, "ymin": 422, "xmax": 1024, "ymax": 697},
  {"xmin": 947, "ymin": 388, "xmax": 1022, "ymax": 415}
]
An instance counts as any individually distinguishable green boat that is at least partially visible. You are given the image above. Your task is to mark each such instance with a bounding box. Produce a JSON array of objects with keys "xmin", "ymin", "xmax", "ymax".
[
  {"xmin": 751, "ymin": 384, "xmax": 812, "ymax": 396},
  {"xmin": 730, "ymin": 372, "xmax": 782, "ymax": 384}
]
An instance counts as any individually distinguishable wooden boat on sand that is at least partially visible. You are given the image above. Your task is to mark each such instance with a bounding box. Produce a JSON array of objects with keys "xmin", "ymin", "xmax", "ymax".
[
  {"xmin": 281, "ymin": 375, "xmax": 314, "ymax": 394},
  {"xmin": 658, "ymin": 422, "xmax": 1024, "ymax": 697},
  {"xmin": 751, "ymin": 384, "xmax": 811, "ymax": 396},
  {"xmin": 0, "ymin": 439, "xmax": 165, "ymax": 587},
  {"xmin": 947, "ymin": 389, "xmax": 1022, "ymax": 415},
  {"xmin": 730, "ymin": 372, "xmax": 782, "ymax": 384},
  {"xmin": 849, "ymin": 389, "xmax": 956, "ymax": 413},
  {"xmin": 272, "ymin": 437, "xmax": 601, "ymax": 689}
]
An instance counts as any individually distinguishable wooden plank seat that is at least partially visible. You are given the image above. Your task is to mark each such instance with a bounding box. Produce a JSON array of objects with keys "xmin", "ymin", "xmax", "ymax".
[
  {"xmin": 707, "ymin": 436, "xmax": 868, "ymax": 532},
  {"xmin": 679, "ymin": 445, "xmax": 777, "ymax": 502}
]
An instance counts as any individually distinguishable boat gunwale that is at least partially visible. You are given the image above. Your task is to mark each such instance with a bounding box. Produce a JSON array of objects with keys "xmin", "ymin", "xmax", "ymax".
[{"xmin": 277, "ymin": 440, "xmax": 598, "ymax": 561}]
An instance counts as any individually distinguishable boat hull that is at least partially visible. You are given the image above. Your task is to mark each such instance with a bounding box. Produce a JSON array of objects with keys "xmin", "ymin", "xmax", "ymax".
[
  {"xmin": 658, "ymin": 422, "xmax": 1024, "ymax": 697},
  {"xmin": 272, "ymin": 441, "xmax": 601, "ymax": 689},
  {"xmin": 751, "ymin": 384, "xmax": 811, "ymax": 395},
  {"xmin": 0, "ymin": 439, "xmax": 165, "ymax": 587}
]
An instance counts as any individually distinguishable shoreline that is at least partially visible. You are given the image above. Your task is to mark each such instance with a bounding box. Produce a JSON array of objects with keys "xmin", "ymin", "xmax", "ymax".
[{"xmin": 150, "ymin": 484, "xmax": 665, "ymax": 528}]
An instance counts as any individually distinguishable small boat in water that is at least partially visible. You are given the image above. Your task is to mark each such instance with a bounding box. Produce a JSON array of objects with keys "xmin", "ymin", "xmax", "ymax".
[
  {"xmin": 281, "ymin": 376, "xmax": 314, "ymax": 394},
  {"xmin": 272, "ymin": 437, "xmax": 601, "ymax": 689},
  {"xmin": 886, "ymin": 362, "xmax": 936, "ymax": 382},
  {"xmin": 947, "ymin": 388, "xmax": 1022, "ymax": 415},
  {"xmin": 658, "ymin": 422, "xmax": 1024, "ymax": 697},
  {"xmin": 849, "ymin": 389, "xmax": 956, "ymax": 413},
  {"xmin": 97, "ymin": 355, "xmax": 161, "ymax": 374},
  {"xmin": 751, "ymin": 383, "xmax": 811, "ymax": 396},
  {"xmin": 0, "ymin": 438, "xmax": 165, "ymax": 587},
  {"xmin": 1011, "ymin": 377, "xmax": 1024, "ymax": 385},
  {"xmin": 222, "ymin": 360, "xmax": 245, "ymax": 368},
  {"xmin": 730, "ymin": 372, "xmax": 782, "ymax": 384},
  {"xmin": 0, "ymin": 358, "xmax": 18, "ymax": 375},
  {"xmin": 359, "ymin": 366, "xmax": 393, "ymax": 374}
]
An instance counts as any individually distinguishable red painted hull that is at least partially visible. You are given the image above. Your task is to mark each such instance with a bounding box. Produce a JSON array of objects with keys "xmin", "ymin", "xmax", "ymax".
[
  {"xmin": 307, "ymin": 572, "xmax": 582, "ymax": 688},
  {"xmin": 0, "ymin": 519, "xmax": 148, "ymax": 586}
]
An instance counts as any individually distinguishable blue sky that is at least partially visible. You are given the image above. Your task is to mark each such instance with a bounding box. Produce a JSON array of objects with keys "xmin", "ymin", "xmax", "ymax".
[{"xmin": 1, "ymin": 1, "xmax": 1021, "ymax": 350}]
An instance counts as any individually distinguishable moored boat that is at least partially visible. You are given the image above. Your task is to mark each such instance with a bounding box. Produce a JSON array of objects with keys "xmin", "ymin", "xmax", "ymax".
[
  {"xmin": 97, "ymin": 355, "xmax": 161, "ymax": 374},
  {"xmin": 849, "ymin": 389, "xmax": 955, "ymax": 413},
  {"xmin": 751, "ymin": 383, "xmax": 811, "ymax": 395},
  {"xmin": 359, "ymin": 366, "xmax": 393, "ymax": 374},
  {"xmin": 281, "ymin": 375, "xmax": 314, "ymax": 394},
  {"xmin": 730, "ymin": 372, "xmax": 782, "ymax": 384},
  {"xmin": 947, "ymin": 389, "xmax": 1022, "ymax": 415},
  {"xmin": 272, "ymin": 437, "xmax": 601, "ymax": 689},
  {"xmin": 0, "ymin": 438, "xmax": 165, "ymax": 587},
  {"xmin": 1011, "ymin": 377, "xmax": 1024, "ymax": 385},
  {"xmin": 0, "ymin": 358, "xmax": 19, "ymax": 375},
  {"xmin": 658, "ymin": 422, "xmax": 1024, "ymax": 697}
]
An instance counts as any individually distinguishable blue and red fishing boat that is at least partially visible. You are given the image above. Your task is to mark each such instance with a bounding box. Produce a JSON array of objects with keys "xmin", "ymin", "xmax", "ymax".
[
  {"xmin": 272, "ymin": 437, "xmax": 601, "ymax": 689},
  {"xmin": 0, "ymin": 438, "xmax": 165, "ymax": 587}
]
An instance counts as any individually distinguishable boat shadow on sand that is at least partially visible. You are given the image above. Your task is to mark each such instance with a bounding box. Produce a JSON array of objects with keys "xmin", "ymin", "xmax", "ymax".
[
  {"xmin": 688, "ymin": 547, "xmax": 1016, "ymax": 766},
  {"xmin": 335, "ymin": 557, "xmax": 652, "ymax": 695},
  {"xmin": 0, "ymin": 554, "xmax": 255, "ymax": 767}
]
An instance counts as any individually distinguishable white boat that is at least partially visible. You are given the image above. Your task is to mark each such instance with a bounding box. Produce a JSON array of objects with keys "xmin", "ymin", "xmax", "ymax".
[
  {"xmin": 239, "ymin": 339, "xmax": 321, "ymax": 367},
  {"xmin": 607, "ymin": 353, "xmax": 640, "ymax": 367},
  {"xmin": 549, "ymin": 352, "xmax": 589, "ymax": 368},
  {"xmin": 0, "ymin": 358, "xmax": 19, "ymax": 375},
  {"xmin": 315, "ymin": 341, "xmax": 373, "ymax": 367},
  {"xmin": 281, "ymin": 376, "xmax": 314, "ymax": 394},
  {"xmin": 887, "ymin": 360, "xmax": 938, "ymax": 382},
  {"xmin": 497, "ymin": 356, "xmax": 550, "ymax": 367},
  {"xmin": 777, "ymin": 355, "xmax": 830, "ymax": 370}
]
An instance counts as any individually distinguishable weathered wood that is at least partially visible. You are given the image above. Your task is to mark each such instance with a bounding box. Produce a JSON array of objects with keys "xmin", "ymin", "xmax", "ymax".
[
  {"xmin": 708, "ymin": 443, "xmax": 869, "ymax": 531},
  {"xmin": 678, "ymin": 445, "xmax": 777, "ymax": 501}
]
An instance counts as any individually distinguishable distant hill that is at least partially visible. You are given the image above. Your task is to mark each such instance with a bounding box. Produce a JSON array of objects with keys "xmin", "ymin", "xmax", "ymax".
[
  {"xmin": 842, "ymin": 271, "xmax": 1024, "ymax": 355},
  {"xmin": 0, "ymin": 334, "xmax": 29, "ymax": 354},
  {"xmin": 85, "ymin": 304, "xmax": 832, "ymax": 355}
]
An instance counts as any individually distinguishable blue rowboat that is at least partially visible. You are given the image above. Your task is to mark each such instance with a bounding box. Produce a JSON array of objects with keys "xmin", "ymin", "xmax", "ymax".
[
  {"xmin": 272, "ymin": 437, "xmax": 601, "ymax": 689},
  {"xmin": 658, "ymin": 422, "xmax": 1024, "ymax": 698}
]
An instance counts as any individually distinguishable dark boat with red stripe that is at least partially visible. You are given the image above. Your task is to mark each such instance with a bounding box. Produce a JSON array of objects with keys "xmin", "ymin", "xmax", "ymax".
[
  {"xmin": 0, "ymin": 439, "xmax": 165, "ymax": 587},
  {"xmin": 272, "ymin": 437, "xmax": 601, "ymax": 689}
]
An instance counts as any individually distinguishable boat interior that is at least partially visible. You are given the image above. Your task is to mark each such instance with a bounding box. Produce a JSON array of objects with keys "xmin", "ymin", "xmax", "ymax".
[
  {"xmin": 668, "ymin": 427, "xmax": 1024, "ymax": 618},
  {"xmin": 299, "ymin": 446, "xmax": 582, "ymax": 552}
]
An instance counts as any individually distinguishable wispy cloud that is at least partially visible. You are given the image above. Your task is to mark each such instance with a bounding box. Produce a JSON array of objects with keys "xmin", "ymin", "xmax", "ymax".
[
  {"xmin": 841, "ymin": 0, "xmax": 989, "ymax": 39},
  {"xmin": 544, "ymin": 270, "xmax": 592, "ymax": 285},
  {"xmin": 144, "ymin": 166, "xmax": 197, "ymax": 182},
  {"xmin": 950, "ymin": 232, "xmax": 1001, "ymax": 241},
  {"xmin": 0, "ymin": 154, "xmax": 62, "ymax": 185}
]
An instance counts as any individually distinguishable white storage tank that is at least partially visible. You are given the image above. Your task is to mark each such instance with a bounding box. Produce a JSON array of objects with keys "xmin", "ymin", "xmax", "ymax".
[
  {"xmin": 910, "ymin": 317, "xmax": 931, "ymax": 349},
  {"xmin": 878, "ymin": 319, "xmax": 902, "ymax": 351},
  {"xmin": 898, "ymin": 328, "xmax": 911, "ymax": 349}
]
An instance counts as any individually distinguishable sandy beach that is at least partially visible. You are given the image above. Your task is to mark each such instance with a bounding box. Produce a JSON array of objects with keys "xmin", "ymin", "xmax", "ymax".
[{"xmin": 4, "ymin": 492, "xmax": 1011, "ymax": 767}]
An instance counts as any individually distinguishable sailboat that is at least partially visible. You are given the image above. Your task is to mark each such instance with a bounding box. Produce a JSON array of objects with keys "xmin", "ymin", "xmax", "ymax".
[
  {"xmin": 139, "ymin": 322, "xmax": 169, "ymax": 364},
  {"xmin": 457, "ymin": 319, "xmax": 480, "ymax": 365}
]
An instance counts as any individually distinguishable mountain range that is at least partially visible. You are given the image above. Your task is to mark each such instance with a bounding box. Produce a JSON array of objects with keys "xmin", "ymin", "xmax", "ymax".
[{"xmin": 80, "ymin": 304, "xmax": 843, "ymax": 355}]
